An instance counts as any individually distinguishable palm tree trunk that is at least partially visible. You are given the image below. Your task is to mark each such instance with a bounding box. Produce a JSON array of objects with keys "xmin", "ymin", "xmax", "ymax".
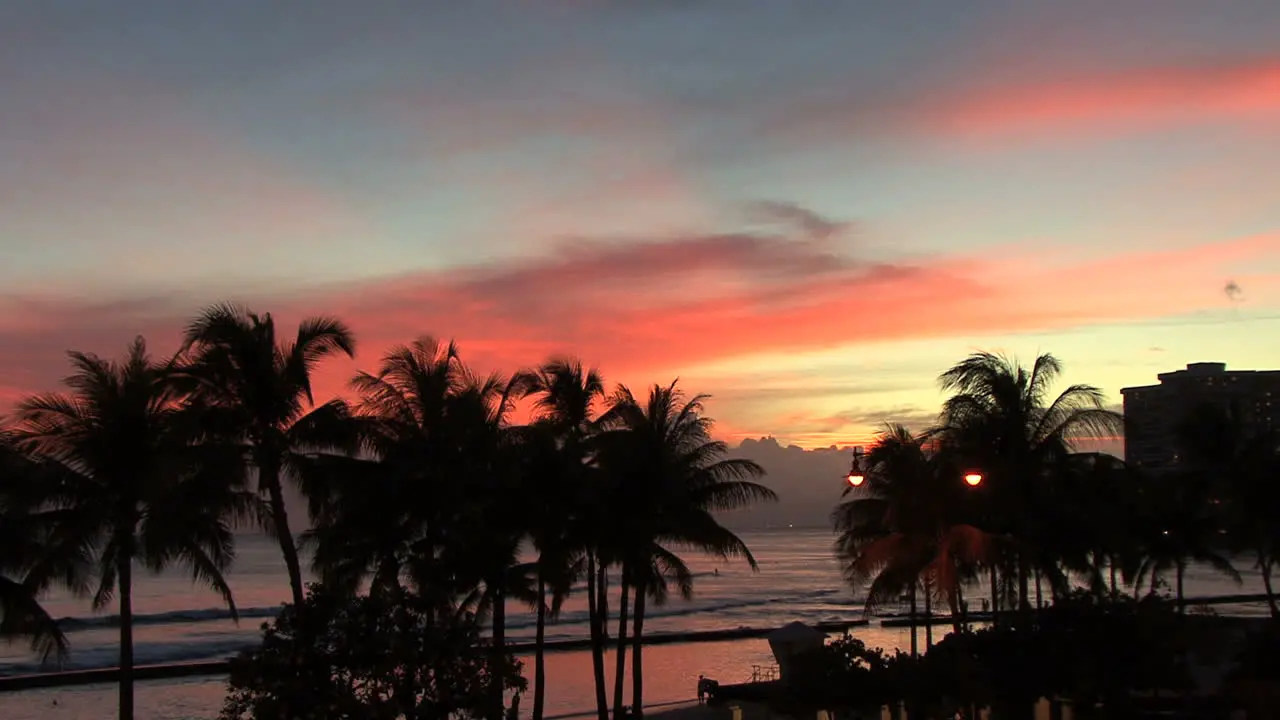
[
  {"xmin": 989, "ymin": 566, "xmax": 999, "ymax": 628},
  {"xmin": 1176, "ymin": 562, "xmax": 1185, "ymax": 614},
  {"xmin": 1018, "ymin": 556, "xmax": 1031, "ymax": 624},
  {"xmin": 612, "ymin": 565, "xmax": 631, "ymax": 720},
  {"xmin": 908, "ymin": 583, "xmax": 918, "ymax": 658},
  {"xmin": 587, "ymin": 553, "xmax": 608, "ymax": 720},
  {"xmin": 598, "ymin": 564, "xmax": 609, "ymax": 641},
  {"xmin": 263, "ymin": 463, "xmax": 305, "ymax": 607},
  {"xmin": 1262, "ymin": 557, "xmax": 1280, "ymax": 619},
  {"xmin": 491, "ymin": 579, "xmax": 506, "ymax": 720},
  {"xmin": 631, "ymin": 581, "xmax": 647, "ymax": 719},
  {"xmin": 118, "ymin": 535, "xmax": 135, "ymax": 720},
  {"xmin": 949, "ymin": 583, "xmax": 963, "ymax": 634},
  {"xmin": 923, "ymin": 579, "xmax": 933, "ymax": 650},
  {"xmin": 534, "ymin": 572, "xmax": 547, "ymax": 720},
  {"xmin": 1034, "ymin": 570, "xmax": 1043, "ymax": 611}
]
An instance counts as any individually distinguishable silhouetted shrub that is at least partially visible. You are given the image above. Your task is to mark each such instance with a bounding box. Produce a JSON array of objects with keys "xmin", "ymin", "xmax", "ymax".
[{"xmin": 220, "ymin": 584, "xmax": 525, "ymax": 720}]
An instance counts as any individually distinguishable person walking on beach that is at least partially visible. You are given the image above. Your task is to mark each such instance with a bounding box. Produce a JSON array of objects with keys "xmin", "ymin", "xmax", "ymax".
[{"xmin": 697, "ymin": 675, "xmax": 707, "ymax": 703}]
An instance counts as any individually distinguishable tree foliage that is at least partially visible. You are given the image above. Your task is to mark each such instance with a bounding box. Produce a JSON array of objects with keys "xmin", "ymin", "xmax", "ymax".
[{"xmin": 221, "ymin": 585, "xmax": 525, "ymax": 720}]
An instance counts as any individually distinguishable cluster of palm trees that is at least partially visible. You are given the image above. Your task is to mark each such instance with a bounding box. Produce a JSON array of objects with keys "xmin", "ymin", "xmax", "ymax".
[
  {"xmin": 0, "ymin": 304, "xmax": 777, "ymax": 720},
  {"xmin": 834, "ymin": 352, "xmax": 1280, "ymax": 656}
]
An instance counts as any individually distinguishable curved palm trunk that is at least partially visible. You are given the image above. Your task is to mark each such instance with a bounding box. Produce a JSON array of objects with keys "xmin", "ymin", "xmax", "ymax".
[
  {"xmin": 612, "ymin": 566, "xmax": 631, "ymax": 720},
  {"xmin": 1261, "ymin": 557, "xmax": 1279, "ymax": 618},
  {"xmin": 534, "ymin": 572, "xmax": 548, "ymax": 720},
  {"xmin": 491, "ymin": 580, "xmax": 507, "ymax": 720},
  {"xmin": 631, "ymin": 581, "xmax": 647, "ymax": 719},
  {"xmin": 118, "ymin": 542, "xmax": 135, "ymax": 720},
  {"xmin": 262, "ymin": 462, "xmax": 305, "ymax": 607},
  {"xmin": 587, "ymin": 553, "xmax": 609, "ymax": 720}
]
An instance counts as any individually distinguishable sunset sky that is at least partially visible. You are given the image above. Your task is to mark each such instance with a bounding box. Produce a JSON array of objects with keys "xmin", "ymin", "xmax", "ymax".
[{"xmin": 3, "ymin": 1, "xmax": 1280, "ymax": 448}]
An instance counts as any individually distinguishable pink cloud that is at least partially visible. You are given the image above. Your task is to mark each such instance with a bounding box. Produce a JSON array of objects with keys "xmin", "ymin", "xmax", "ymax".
[
  {"xmin": 935, "ymin": 60, "xmax": 1280, "ymax": 139},
  {"xmin": 774, "ymin": 58, "xmax": 1280, "ymax": 147},
  {"xmin": 3, "ymin": 209, "xmax": 1275, "ymax": 422}
]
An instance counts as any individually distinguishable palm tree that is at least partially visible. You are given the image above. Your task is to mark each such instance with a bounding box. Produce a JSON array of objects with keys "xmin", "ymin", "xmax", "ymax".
[
  {"xmin": 0, "ymin": 433, "xmax": 90, "ymax": 662},
  {"xmin": 519, "ymin": 358, "xmax": 608, "ymax": 720},
  {"xmin": 1132, "ymin": 470, "xmax": 1240, "ymax": 610},
  {"xmin": 513, "ymin": 421, "xmax": 586, "ymax": 720},
  {"xmin": 10, "ymin": 338, "xmax": 252, "ymax": 719},
  {"xmin": 180, "ymin": 304, "xmax": 356, "ymax": 607},
  {"xmin": 1225, "ymin": 435, "xmax": 1280, "ymax": 616},
  {"xmin": 596, "ymin": 381, "xmax": 777, "ymax": 717},
  {"xmin": 305, "ymin": 337, "xmax": 468, "ymax": 604},
  {"xmin": 448, "ymin": 370, "xmax": 533, "ymax": 720},
  {"xmin": 937, "ymin": 352, "xmax": 1122, "ymax": 621},
  {"xmin": 1175, "ymin": 404, "xmax": 1280, "ymax": 616},
  {"xmin": 833, "ymin": 425, "xmax": 993, "ymax": 653}
]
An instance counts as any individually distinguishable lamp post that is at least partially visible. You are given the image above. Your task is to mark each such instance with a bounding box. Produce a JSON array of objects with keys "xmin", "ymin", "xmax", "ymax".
[
  {"xmin": 845, "ymin": 446, "xmax": 866, "ymax": 488},
  {"xmin": 841, "ymin": 445, "xmax": 986, "ymax": 654}
]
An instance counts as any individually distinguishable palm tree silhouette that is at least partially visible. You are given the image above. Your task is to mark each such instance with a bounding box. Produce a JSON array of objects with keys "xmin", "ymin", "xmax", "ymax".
[
  {"xmin": 517, "ymin": 358, "xmax": 606, "ymax": 720},
  {"xmin": 833, "ymin": 424, "xmax": 993, "ymax": 654},
  {"xmin": 1132, "ymin": 470, "xmax": 1240, "ymax": 610},
  {"xmin": 11, "ymin": 338, "xmax": 252, "ymax": 720},
  {"xmin": 180, "ymin": 304, "xmax": 356, "ymax": 607},
  {"xmin": 0, "ymin": 433, "xmax": 89, "ymax": 662},
  {"xmin": 306, "ymin": 338, "xmax": 468, "ymax": 604},
  {"xmin": 937, "ymin": 352, "xmax": 1121, "ymax": 622},
  {"xmin": 596, "ymin": 381, "xmax": 776, "ymax": 717},
  {"xmin": 1175, "ymin": 403, "xmax": 1280, "ymax": 616}
]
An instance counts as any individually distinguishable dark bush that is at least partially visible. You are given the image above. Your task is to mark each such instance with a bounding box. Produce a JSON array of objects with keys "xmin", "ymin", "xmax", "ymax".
[{"xmin": 220, "ymin": 585, "xmax": 525, "ymax": 720}]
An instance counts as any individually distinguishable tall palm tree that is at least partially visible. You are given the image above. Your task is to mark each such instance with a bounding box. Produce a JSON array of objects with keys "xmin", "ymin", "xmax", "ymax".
[
  {"xmin": 519, "ymin": 358, "xmax": 608, "ymax": 720},
  {"xmin": 305, "ymin": 337, "xmax": 468, "ymax": 605},
  {"xmin": 596, "ymin": 381, "xmax": 777, "ymax": 717},
  {"xmin": 448, "ymin": 369, "xmax": 533, "ymax": 720},
  {"xmin": 180, "ymin": 303, "xmax": 356, "ymax": 607},
  {"xmin": 833, "ymin": 425, "xmax": 994, "ymax": 653},
  {"xmin": 513, "ymin": 420, "xmax": 587, "ymax": 720},
  {"xmin": 11, "ymin": 338, "xmax": 252, "ymax": 720},
  {"xmin": 937, "ymin": 352, "xmax": 1122, "ymax": 621}
]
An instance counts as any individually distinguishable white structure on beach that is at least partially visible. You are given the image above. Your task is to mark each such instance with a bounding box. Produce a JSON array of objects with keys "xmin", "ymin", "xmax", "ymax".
[{"xmin": 766, "ymin": 622, "xmax": 826, "ymax": 682}]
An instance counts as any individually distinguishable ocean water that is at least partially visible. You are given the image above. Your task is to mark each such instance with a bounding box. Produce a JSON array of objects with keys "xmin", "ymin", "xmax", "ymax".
[{"xmin": 0, "ymin": 528, "xmax": 1269, "ymax": 719}]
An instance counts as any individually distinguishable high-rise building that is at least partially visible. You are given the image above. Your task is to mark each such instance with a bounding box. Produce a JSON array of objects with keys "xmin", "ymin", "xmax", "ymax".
[{"xmin": 1121, "ymin": 362, "xmax": 1280, "ymax": 472}]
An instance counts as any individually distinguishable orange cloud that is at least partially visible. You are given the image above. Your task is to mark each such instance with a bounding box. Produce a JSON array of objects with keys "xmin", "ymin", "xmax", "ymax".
[{"xmin": 2, "ymin": 213, "xmax": 1277, "ymax": 418}]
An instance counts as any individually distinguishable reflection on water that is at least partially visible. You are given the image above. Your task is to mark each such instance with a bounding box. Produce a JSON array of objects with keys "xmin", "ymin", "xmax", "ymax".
[{"xmin": 1, "ymin": 629, "xmax": 932, "ymax": 720}]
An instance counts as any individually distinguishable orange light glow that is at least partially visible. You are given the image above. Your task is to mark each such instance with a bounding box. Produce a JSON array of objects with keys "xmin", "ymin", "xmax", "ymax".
[
  {"xmin": 846, "ymin": 473, "xmax": 865, "ymax": 488},
  {"xmin": 964, "ymin": 472, "xmax": 984, "ymax": 487}
]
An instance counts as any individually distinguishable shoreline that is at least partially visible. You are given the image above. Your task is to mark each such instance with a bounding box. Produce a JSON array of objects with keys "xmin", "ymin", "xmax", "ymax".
[{"xmin": 0, "ymin": 619, "xmax": 868, "ymax": 692}]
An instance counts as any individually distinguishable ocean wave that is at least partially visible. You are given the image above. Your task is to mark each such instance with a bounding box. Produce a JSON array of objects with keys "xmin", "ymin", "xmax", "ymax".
[
  {"xmin": 55, "ymin": 606, "xmax": 285, "ymax": 631},
  {"xmin": 1, "ymin": 635, "xmax": 259, "ymax": 677},
  {"xmin": 504, "ymin": 587, "xmax": 843, "ymax": 631},
  {"xmin": 6, "ymin": 587, "xmax": 847, "ymax": 676}
]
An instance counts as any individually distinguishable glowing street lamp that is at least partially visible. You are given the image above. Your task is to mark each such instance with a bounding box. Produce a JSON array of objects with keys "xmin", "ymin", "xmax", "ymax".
[
  {"xmin": 844, "ymin": 446, "xmax": 867, "ymax": 488},
  {"xmin": 842, "ymin": 445, "xmax": 984, "ymax": 490}
]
